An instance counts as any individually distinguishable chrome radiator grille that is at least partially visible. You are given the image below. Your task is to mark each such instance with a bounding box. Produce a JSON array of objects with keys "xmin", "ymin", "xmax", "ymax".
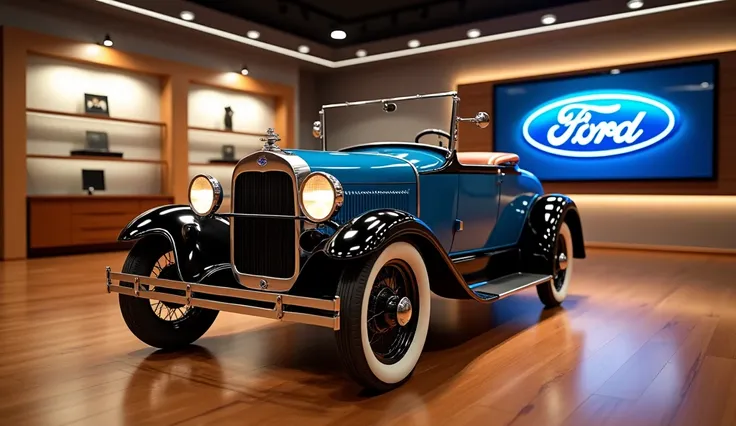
[
  {"xmin": 232, "ymin": 171, "xmax": 295, "ymax": 278},
  {"xmin": 333, "ymin": 188, "xmax": 413, "ymax": 224}
]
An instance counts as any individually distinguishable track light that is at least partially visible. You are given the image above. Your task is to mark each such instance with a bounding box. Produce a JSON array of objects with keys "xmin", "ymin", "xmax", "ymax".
[
  {"xmin": 331, "ymin": 30, "xmax": 347, "ymax": 40},
  {"xmin": 627, "ymin": 0, "xmax": 644, "ymax": 9},
  {"xmin": 407, "ymin": 39, "xmax": 421, "ymax": 48},
  {"xmin": 541, "ymin": 14, "xmax": 557, "ymax": 25},
  {"xmin": 356, "ymin": 49, "xmax": 367, "ymax": 58},
  {"xmin": 240, "ymin": 66, "xmax": 249, "ymax": 76},
  {"xmin": 246, "ymin": 30, "xmax": 260, "ymax": 39},
  {"xmin": 467, "ymin": 29, "xmax": 481, "ymax": 38},
  {"xmin": 180, "ymin": 11, "xmax": 195, "ymax": 21},
  {"xmin": 298, "ymin": 45, "xmax": 310, "ymax": 54},
  {"xmin": 102, "ymin": 34, "xmax": 113, "ymax": 47}
]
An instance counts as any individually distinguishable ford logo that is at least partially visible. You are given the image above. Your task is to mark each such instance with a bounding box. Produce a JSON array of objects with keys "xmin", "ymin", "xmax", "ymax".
[{"xmin": 521, "ymin": 92, "xmax": 678, "ymax": 158}]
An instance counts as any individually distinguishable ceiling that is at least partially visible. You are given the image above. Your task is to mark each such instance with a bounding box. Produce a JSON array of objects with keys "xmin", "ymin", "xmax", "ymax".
[{"xmin": 188, "ymin": 0, "xmax": 594, "ymax": 46}]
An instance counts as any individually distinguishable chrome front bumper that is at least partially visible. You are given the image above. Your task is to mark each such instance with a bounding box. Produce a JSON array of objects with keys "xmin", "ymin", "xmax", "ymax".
[{"xmin": 105, "ymin": 267, "xmax": 340, "ymax": 330}]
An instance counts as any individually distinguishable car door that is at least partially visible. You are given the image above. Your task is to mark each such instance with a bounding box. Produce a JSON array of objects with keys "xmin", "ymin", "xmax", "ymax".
[{"xmin": 450, "ymin": 170, "xmax": 501, "ymax": 254}]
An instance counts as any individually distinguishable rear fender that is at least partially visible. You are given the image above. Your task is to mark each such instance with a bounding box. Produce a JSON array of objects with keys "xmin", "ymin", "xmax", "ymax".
[{"xmin": 118, "ymin": 204, "xmax": 231, "ymax": 282}]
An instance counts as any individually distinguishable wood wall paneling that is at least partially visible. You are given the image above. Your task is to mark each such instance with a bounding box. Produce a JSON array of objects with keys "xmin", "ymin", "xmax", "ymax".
[{"xmin": 457, "ymin": 51, "xmax": 736, "ymax": 195}]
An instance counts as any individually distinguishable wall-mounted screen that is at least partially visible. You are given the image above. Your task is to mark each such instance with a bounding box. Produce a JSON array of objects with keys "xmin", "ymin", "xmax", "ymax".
[{"xmin": 493, "ymin": 61, "xmax": 717, "ymax": 181}]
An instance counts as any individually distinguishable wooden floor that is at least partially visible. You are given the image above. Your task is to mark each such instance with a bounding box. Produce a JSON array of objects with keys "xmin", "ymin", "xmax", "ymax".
[{"xmin": 1, "ymin": 249, "xmax": 736, "ymax": 425}]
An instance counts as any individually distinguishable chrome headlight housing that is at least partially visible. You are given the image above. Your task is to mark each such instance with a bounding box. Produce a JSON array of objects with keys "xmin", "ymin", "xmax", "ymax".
[
  {"xmin": 188, "ymin": 174, "xmax": 223, "ymax": 216},
  {"xmin": 299, "ymin": 172, "xmax": 343, "ymax": 223}
]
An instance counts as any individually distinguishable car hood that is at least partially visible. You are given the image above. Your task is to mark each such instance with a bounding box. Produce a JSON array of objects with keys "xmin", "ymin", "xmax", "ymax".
[{"xmin": 286, "ymin": 149, "xmax": 417, "ymax": 185}]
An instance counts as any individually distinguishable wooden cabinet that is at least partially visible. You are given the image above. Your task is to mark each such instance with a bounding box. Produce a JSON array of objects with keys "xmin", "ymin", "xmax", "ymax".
[{"xmin": 28, "ymin": 195, "xmax": 173, "ymax": 253}]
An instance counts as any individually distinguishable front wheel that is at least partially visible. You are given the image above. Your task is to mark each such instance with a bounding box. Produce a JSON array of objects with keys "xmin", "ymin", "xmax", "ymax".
[
  {"xmin": 335, "ymin": 241, "xmax": 431, "ymax": 392},
  {"xmin": 537, "ymin": 222, "xmax": 574, "ymax": 308},
  {"xmin": 118, "ymin": 235, "xmax": 218, "ymax": 350}
]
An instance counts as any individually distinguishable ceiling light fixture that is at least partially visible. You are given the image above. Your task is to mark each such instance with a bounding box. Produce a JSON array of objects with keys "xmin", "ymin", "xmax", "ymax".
[
  {"xmin": 407, "ymin": 39, "xmax": 421, "ymax": 48},
  {"xmin": 246, "ymin": 30, "xmax": 260, "ymax": 39},
  {"xmin": 541, "ymin": 14, "xmax": 557, "ymax": 25},
  {"xmin": 240, "ymin": 66, "xmax": 249, "ymax": 76},
  {"xmin": 331, "ymin": 29, "xmax": 347, "ymax": 40},
  {"xmin": 92, "ymin": 0, "xmax": 725, "ymax": 68},
  {"xmin": 298, "ymin": 45, "xmax": 310, "ymax": 54},
  {"xmin": 179, "ymin": 10, "xmax": 195, "ymax": 21},
  {"xmin": 627, "ymin": 0, "xmax": 644, "ymax": 9},
  {"xmin": 467, "ymin": 28, "xmax": 481, "ymax": 38},
  {"xmin": 356, "ymin": 49, "xmax": 367, "ymax": 57},
  {"xmin": 102, "ymin": 34, "xmax": 113, "ymax": 47}
]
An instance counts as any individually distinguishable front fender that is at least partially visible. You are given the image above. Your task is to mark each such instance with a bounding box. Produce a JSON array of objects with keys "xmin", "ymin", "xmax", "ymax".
[
  {"xmin": 520, "ymin": 194, "xmax": 585, "ymax": 275},
  {"xmin": 119, "ymin": 204, "xmax": 231, "ymax": 282},
  {"xmin": 324, "ymin": 209, "xmax": 476, "ymax": 300}
]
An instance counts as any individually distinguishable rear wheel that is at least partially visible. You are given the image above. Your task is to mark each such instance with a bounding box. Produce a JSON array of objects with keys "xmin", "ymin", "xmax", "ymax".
[
  {"xmin": 118, "ymin": 236, "xmax": 218, "ymax": 349},
  {"xmin": 537, "ymin": 222, "xmax": 574, "ymax": 308},
  {"xmin": 335, "ymin": 241, "xmax": 430, "ymax": 392}
]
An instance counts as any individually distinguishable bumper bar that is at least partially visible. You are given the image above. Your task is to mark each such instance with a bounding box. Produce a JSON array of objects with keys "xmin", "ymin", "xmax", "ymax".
[{"xmin": 106, "ymin": 267, "xmax": 340, "ymax": 330}]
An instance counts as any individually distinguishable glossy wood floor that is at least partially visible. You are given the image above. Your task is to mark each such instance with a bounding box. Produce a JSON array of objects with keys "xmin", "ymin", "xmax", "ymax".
[{"xmin": 1, "ymin": 249, "xmax": 736, "ymax": 425}]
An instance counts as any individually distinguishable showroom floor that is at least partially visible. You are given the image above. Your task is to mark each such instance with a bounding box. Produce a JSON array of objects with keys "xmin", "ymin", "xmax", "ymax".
[{"xmin": 0, "ymin": 249, "xmax": 735, "ymax": 425}]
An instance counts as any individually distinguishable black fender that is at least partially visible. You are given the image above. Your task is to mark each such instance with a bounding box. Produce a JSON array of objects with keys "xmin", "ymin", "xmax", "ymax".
[
  {"xmin": 323, "ymin": 209, "xmax": 475, "ymax": 300},
  {"xmin": 519, "ymin": 194, "xmax": 585, "ymax": 275},
  {"xmin": 118, "ymin": 204, "xmax": 231, "ymax": 283}
]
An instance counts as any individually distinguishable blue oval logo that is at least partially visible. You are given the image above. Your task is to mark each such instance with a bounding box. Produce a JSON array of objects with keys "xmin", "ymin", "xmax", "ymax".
[
  {"xmin": 257, "ymin": 156, "xmax": 268, "ymax": 167},
  {"xmin": 521, "ymin": 92, "xmax": 678, "ymax": 158}
]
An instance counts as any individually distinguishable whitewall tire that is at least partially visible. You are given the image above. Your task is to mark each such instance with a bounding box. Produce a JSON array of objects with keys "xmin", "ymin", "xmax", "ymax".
[
  {"xmin": 537, "ymin": 222, "xmax": 574, "ymax": 308},
  {"xmin": 335, "ymin": 241, "xmax": 430, "ymax": 391}
]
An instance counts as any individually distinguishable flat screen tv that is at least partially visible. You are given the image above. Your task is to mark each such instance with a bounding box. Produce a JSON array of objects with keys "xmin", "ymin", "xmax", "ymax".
[{"xmin": 493, "ymin": 60, "xmax": 717, "ymax": 181}]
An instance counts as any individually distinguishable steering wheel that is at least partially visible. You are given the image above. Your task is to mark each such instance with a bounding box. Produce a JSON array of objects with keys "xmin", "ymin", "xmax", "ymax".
[{"xmin": 414, "ymin": 129, "xmax": 451, "ymax": 147}]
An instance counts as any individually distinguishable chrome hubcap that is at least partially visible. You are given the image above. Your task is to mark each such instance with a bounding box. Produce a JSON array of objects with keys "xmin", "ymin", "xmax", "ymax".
[
  {"xmin": 558, "ymin": 253, "xmax": 568, "ymax": 271},
  {"xmin": 395, "ymin": 296, "xmax": 412, "ymax": 327}
]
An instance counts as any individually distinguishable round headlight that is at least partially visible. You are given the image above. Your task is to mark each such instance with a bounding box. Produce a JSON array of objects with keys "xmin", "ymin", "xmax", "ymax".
[
  {"xmin": 188, "ymin": 174, "xmax": 223, "ymax": 216},
  {"xmin": 299, "ymin": 172, "xmax": 343, "ymax": 223}
]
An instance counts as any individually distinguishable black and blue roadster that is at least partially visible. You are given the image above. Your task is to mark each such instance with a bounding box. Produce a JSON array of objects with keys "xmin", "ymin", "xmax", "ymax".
[{"xmin": 106, "ymin": 91, "xmax": 585, "ymax": 391}]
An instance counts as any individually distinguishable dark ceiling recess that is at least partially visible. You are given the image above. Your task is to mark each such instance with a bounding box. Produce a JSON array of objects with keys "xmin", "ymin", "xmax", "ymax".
[{"xmin": 188, "ymin": 0, "xmax": 595, "ymax": 46}]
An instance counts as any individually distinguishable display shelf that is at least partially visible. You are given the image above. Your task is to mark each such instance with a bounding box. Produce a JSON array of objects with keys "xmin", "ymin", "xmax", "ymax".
[
  {"xmin": 188, "ymin": 161, "xmax": 238, "ymax": 167},
  {"xmin": 188, "ymin": 126, "xmax": 263, "ymax": 137},
  {"xmin": 27, "ymin": 108, "xmax": 166, "ymax": 127},
  {"xmin": 27, "ymin": 154, "xmax": 165, "ymax": 165}
]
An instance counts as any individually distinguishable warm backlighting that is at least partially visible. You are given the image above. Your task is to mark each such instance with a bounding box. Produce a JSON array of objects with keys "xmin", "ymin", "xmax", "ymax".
[
  {"xmin": 298, "ymin": 45, "xmax": 310, "ymax": 54},
  {"xmin": 467, "ymin": 29, "xmax": 481, "ymax": 38},
  {"xmin": 407, "ymin": 39, "xmax": 421, "ymax": 48},
  {"xmin": 189, "ymin": 176, "xmax": 216, "ymax": 216},
  {"xmin": 246, "ymin": 30, "xmax": 260, "ymax": 39},
  {"xmin": 356, "ymin": 49, "xmax": 367, "ymax": 57},
  {"xmin": 300, "ymin": 173, "xmax": 340, "ymax": 222},
  {"xmin": 541, "ymin": 14, "xmax": 557, "ymax": 25},
  {"xmin": 331, "ymin": 30, "xmax": 347, "ymax": 40},
  {"xmin": 627, "ymin": 0, "xmax": 644, "ymax": 9},
  {"xmin": 180, "ymin": 10, "xmax": 195, "ymax": 21}
]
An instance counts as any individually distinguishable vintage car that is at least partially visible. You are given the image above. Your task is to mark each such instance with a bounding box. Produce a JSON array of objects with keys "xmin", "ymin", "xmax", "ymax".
[{"xmin": 106, "ymin": 91, "xmax": 585, "ymax": 392}]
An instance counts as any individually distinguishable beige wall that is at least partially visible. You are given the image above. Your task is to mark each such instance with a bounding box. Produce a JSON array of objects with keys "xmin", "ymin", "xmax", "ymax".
[{"xmin": 315, "ymin": 1, "xmax": 736, "ymax": 252}]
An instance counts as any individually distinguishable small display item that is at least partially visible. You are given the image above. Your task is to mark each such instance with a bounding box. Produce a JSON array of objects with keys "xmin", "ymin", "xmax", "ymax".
[
  {"xmin": 85, "ymin": 131, "xmax": 109, "ymax": 152},
  {"xmin": 82, "ymin": 169, "xmax": 105, "ymax": 195},
  {"xmin": 84, "ymin": 93, "xmax": 109, "ymax": 116},
  {"xmin": 222, "ymin": 145, "xmax": 235, "ymax": 161},
  {"xmin": 224, "ymin": 106, "xmax": 234, "ymax": 131}
]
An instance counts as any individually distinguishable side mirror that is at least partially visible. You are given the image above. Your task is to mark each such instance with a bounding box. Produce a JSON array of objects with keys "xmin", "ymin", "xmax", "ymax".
[
  {"xmin": 474, "ymin": 112, "xmax": 490, "ymax": 128},
  {"xmin": 312, "ymin": 121, "xmax": 322, "ymax": 139}
]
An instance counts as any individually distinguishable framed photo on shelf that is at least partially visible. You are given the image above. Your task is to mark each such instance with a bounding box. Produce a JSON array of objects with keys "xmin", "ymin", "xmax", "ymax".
[
  {"xmin": 85, "ymin": 131, "xmax": 109, "ymax": 152},
  {"xmin": 82, "ymin": 169, "xmax": 106, "ymax": 195},
  {"xmin": 84, "ymin": 93, "xmax": 109, "ymax": 116},
  {"xmin": 222, "ymin": 144, "xmax": 235, "ymax": 161}
]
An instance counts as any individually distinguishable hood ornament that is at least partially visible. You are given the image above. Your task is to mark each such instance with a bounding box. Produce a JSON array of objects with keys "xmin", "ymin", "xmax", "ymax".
[{"xmin": 261, "ymin": 128, "xmax": 281, "ymax": 151}]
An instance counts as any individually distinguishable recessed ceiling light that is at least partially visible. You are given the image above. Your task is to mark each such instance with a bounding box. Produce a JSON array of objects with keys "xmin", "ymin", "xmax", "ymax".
[
  {"xmin": 541, "ymin": 14, "xmax": 557, "ymax": 25},
  {"xmin": 240, "ymin": 66, "xmax": 249, "ymax": 76},
  {"xmin": 356, "ymin": 49, "xmax": 367, "ymax": 57},
  {"xmin": 179, "ymin": 10, "xmax": 195, "ymax": 21},
  {"xmin": 246, "ymin": 30, "xmax": 260, "ymax": 39},
  {"xmin": 102, "ymin": 34, "xmax": 113, "ymax": 47},
  {"xmin": 298, "ymin": 45, "xmax": 310, "ymax": 54},
  {"xmin": 466, "ymin": 29, "xmax": 481, "ymax": 38},
  {"xmin": 627, "ymin": 0, "xmax": 644, "ymax": 9},
  {"xmin": 331, "ymin": 30, "xmax": 347, "ymax": 40},
  {"xmin": 610, "ymin": 68, "xmax": 621, "ymax": 74},
  {"xmin": 407, "ymin": 39, "xmax": 421, "ymax": 48}
]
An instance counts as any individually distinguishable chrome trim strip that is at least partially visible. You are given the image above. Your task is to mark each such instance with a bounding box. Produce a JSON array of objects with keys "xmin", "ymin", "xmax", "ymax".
[
  {"xmin": 108, "ymin": 271, "xmax": 340, "ymax": 330},
  {"xmin": 496, "ymin": 276, "xmax": 552, "ymax": 300},
  {"xmin": 230, "ymin": 151, "xmax": 311, "ymax": 292}
]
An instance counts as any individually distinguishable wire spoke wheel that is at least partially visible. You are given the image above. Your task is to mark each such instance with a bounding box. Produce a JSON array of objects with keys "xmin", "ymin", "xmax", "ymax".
[
  {"xmin": 367, "ymin": 259, "xmax": 419, "ymax": 365},
  {"xmin": 553, "ymin": 236, "xmax": 568, "ymax": 291},
  {"xmin": 147, "ymin": 251, "xmax": 192, "ymax": 324}
]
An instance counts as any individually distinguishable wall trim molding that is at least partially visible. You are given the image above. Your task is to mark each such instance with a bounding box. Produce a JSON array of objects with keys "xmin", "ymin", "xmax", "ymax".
[{"xmin": 586, "ymin": 242, "xmax": 736, "ymax": 256}]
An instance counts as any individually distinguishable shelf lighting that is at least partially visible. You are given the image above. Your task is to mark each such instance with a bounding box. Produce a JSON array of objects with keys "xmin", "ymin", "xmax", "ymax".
[
  {"xmin": 246, "ymin": 30, "xmax": 260, "ymax": 39},
  {"xmin": 240, "ymin": 66, "xmax": 249, "ymax": 76},
  {"xmin": 610, "ymin": 68, "xmax": 621, "ymax": 74},
  {"xmin": 180, "ymin": 10, "xmax": 195, "ymax": 21},
  {"xmin": 466, "ymin": 28, "xmax": 481, "ymax": 38},
  {"xmin": 627, "ymin": 0, "xmax": 644, "ymax": 9},
  {"xmin": 407, "ymin": 39, "xmax": 421, "ymax": 48},
  {"xmin": 541, "ymin": 14, "xmax": 557, "ymax": 25},
  {"xmin": 102, "ymin": 34, "xmax": 114, "ymax": 47},
  {"xmin": 331, "ymin": 30, "xmax": 347, "ymax": 40},
  {"xmin": 355, "ymin": 49, "xmax": 367, "ymax": 57},
  {"xmin": 298, "ymin": 45, "xmax": 310, "ymax": 54}
]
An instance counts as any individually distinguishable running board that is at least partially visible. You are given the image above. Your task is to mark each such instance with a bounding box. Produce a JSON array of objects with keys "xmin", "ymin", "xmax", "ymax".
[{"xmin": 469, "ymin": 273, "xmax": 552, "ymax": 301}]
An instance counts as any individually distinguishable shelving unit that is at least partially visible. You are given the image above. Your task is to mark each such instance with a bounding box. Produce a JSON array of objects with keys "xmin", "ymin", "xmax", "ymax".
[
  {"xmin": 188, "ymin": 126, "xmax": 262, "ymax": 137},
  {"xmin": 27, "ymin": 108, "xmax": 166, "ymax": 127},
  {"xmin": 27, "ymin": 154, "xmax": 165, "ymax": 165}
]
